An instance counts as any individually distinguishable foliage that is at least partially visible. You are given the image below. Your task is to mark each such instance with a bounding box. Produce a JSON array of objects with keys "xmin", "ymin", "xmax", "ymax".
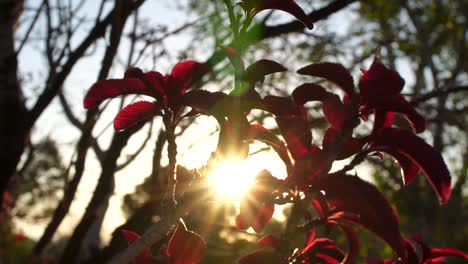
[{"xmin": 81, "ymin": 1, "xmax": 467, "ymax": 263}]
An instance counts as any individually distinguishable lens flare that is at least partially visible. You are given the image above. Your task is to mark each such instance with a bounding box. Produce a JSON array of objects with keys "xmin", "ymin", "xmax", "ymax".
[{"xmin": 207, "ymin": 160, "xmax": 257, "ymax": 200}]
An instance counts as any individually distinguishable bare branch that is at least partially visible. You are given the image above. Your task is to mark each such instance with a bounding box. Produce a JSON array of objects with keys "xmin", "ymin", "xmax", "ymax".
[
  {"xmin": 16, "ymin": 0, "xmax": 45, "ymax": 55},
  {"xmin": 412, "ymin": 85, "xmax": 468, "ymax": 106},
  {"xmin": 116, "ymin": 120, "xmax": 154, "ymax": 171}
]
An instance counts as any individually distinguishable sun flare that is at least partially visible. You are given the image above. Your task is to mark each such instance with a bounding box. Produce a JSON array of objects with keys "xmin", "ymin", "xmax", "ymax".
[{"xmin": 207, "ymin": 160, "xmax": 257, "ymax": 200}]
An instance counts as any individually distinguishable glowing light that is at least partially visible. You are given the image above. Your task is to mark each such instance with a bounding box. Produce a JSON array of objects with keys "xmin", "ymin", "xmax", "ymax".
[{"xmin": 207, "ymin": 160, "xmax": 257, "ymax": 200}]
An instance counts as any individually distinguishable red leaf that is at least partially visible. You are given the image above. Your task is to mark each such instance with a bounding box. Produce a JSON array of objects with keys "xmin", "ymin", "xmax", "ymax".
[
  {"xmin": 366, "ymin": 95, "xmax": 426, "ymax": 133},
  {"xmin": 182, "ymin": 90, "xmax": 228, "ymax": 115},
  {"xmin": 124, "ymin": 67, "xmax": 144, "ymax": 78},
  {"xmin": 292, "ymin": 83, "xmax": 335, "ymax": 105},
  {"xmin": 430, "ymin": 247, "xmax": 468, "ymax": 260},
  {"xmin": 373, "ymin": 147, "xmax": 420, "ymax": 186},
  {"xmin": 83, "ymin": 79, "xmax": 151, "ymax": 109},
  {"xmin": 338, "ymin": 224, "xmax": 359, "ymax": 264},
  {"xmin": 310, "ymin": 174, "xmax": 406, "ymax": 260},
  {"xmin": 238, "ymin": 0, "xmax": 313, "ymax": 29},
  {"xmin": 169, "ymin": 60, "xmax": 210, "ymax": 95},
  {"xmin": 237, "ymin": 171, "xmax": 277, "ymax": 233},
  {"xmin": 260, "ymin": 95, "xmax": 306, "ymax": 117},
  {"xmin": 370, "ymin": 110, "xmax": 395, "ymax": 135},
  {"xmin": 124, "ymin": 68, "xmax": 166, "ymax": 97},
  {"xmin": 242, "ymin": 59, "xmax": 287, "ymax": 83},
  {"xmin": 122, "ymin": 230, "xmax": 140, "ymax": 243},
  {"xmin": 167, "ymin": 225, "xmax": 206, "ymax": 264},
  {"xmin": 359, "ymin": 59, "xmax": 404, "ymax": 99},
  {"xmin": 302, "ymin": 237, "xmax": 344, "ymax": 264},
  {"xmin": 297, "ymin": 63, "xmax": 355, "ymax": 96},
  {"xmin": 257, "ymin": 235, "xmax": 280, "ymax": 247},
  {"xmin": 238, "ymin": 250, "xmax": 282, "ymax": 264},
  {"xmin": 294, "ymin": 148, "xmax": 333, "ymax": 184},
  {"xmin": 292, "ymin": 83, "xmax": 355, "ymax": 130},
  {"xmin": 322, "ymin": 128, "xmax": 364, "ymax": 160},
  {"xmin": 121, "ymin": 230, "xmax": 153, "ymax": 264},
  {"xmin": 143, "ymin": 71, "xmax": 166, "ymax": 97},
  {"xmin": 114, "ymin": 101, "xmax": 160, "ymax": 130},
  {"xmin": 373, "ymin": 128, "xmax": 452, "ymax": 204},
  {"xmin": 276, "ymin": 116, "xmax": 312, "ymax": 160},
  {"xmin": 252, "ymin": 203, "xmax": 275, "ymax": 233},
  {"xmin": 322, "ymin": 95, "xmax": 354, "ymax": 130},
  {"xmin": 14, "ymin": 234, "xmax": 26, "ymax": 241}
]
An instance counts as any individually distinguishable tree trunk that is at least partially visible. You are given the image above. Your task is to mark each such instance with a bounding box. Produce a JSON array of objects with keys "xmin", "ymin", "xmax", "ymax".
[
  {"xmin": 59, "ymin": 123, "xmax": 144, "ymax": 263},
  {"xmin": 0, "ymin": 0, "xmax": 26, "ymax": 208}
]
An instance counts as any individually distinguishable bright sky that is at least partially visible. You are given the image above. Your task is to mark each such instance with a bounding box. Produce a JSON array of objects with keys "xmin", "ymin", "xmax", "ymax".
[{"xmin": 15, "ymin": 0, "xmax": 377, "ymax": 245}]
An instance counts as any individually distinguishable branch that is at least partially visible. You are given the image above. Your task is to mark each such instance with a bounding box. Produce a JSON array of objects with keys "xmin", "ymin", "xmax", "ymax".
[
  {"xmin": 16, "ymin": 0, "xmax": 45, "ymax": 55},
  {"xmin": 59, "ymin": 122, "xmax": 145, "ymax": 263},
  {"xmin": 26, "ymin": 0, "xmax": 146, "ymax": 130},
  {"xmin": 411, "ymin": 85, "xmax": 468, "ymax": 106},
  {"xmin": 116, "ymin": 120, "xmax": 154, "ymax": 171},
  {"xmin": 205, "ymin": 0, "xmax": 359, "ymax": 66},
  {"xmin": 58, "ymin": 89, "xmax": 84, "ymax": 130}
]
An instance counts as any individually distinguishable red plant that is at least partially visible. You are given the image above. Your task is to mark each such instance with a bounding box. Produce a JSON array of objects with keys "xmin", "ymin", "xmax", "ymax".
[
  {"xmin": 84, "ymin": 60, "xmax": 210, "ymax": 130},
  {"xmin": 82, "ymin": 1, "xmax": 466, "ymax": 263},
  {"xmin": 122, "ymin": 225, "xmax": 206, "ymax": 264}
]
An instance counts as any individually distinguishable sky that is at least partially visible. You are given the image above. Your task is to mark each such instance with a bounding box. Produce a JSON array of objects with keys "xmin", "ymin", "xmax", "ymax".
[{"xmin": 14, "ymin": 0, "xmax": 379, "ymax": 245}]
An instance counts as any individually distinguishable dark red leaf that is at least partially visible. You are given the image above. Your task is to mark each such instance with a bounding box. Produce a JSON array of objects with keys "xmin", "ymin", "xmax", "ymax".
[
  {"xmin": 242, "ymin": 59, "xmax": 287, "ymax": 83},
  {"xmin": 237, "ymin": 171, "xmax": 277, "ymax": 233},
  {"xmin": 169, "ymin": 60, "xmax": 210, "ymax": 95},
  {"xmin": 260, "ymin": 95, "xmax": 306, "ymax": 117},
  {"xmin": 373, "ymin": 147, "xmax": 420, "ymax": 186},
  {"xmin": 371, "ymin": 110, "xmax": 395, "ymax": 135},
  {"xmin": 83, "ymin": 79, "xmax": 151, "ymax": 109},
  {"xmin": 292, "ymin": 83, "xmax": 334, "ymax": 105},
  {"xmin": 167, "ymin": 225, "xmax": 206, "ymax": 264},
  {"xmin": 294, "ymin": 148, "xmax": 333, "ymax": 184},
  {"xmin": 366, "ymin": 95, "xmax": 426, "ymax": 133},
  {"xmin": 236, "ymin": 201, "xmax": 275, "ymax": 233},
  {"xmin": 121, "ymin": 230, "xmax": 153, "ymax": 264},
  {"xmin": 292, "ymin": 83, "xmax": 355, "ymax": 130},
  {"xmin": 373, "ymin": 128, "xmax": 452, "ymax": 204},
  {"xmin": 430, "ymin": 247, "xmax": 468, "ymax": 260},
  {"xmin": 321, "ymin": 95, "xmax": 354, "ymax": 130},
  {"xmin": 252, "ymin": 203, "xmax": 275, "ymax": 233},
  {"xmin": 124, "ymin": 67, "xmax": 144, "ymax": 78},
  {"xmin": 338, "ymin": 224, "xmax": 359, "ymax": 264},
  {"xmin": 238, "ymin": 250, "xmax": 282, "ymax": 264},
  {"xmin": 14, "ymin": 234, "xmax": 26, "ymax": 241},
  {"xmin": 143, "ymin": 71, "xmax": 166, "ymax": 96},
  {"xmin": 257, "ymin": 235, "xmax": 280, "ymax": 247},
  {"xmin": 297, "ymin": 63, "xmax": 355, "ymax": 96},
  {"xmin": 275, "ymin": 115, "xmax": 312, "ymax": 160},
  {"xmin": 302, "ymin": 237, "xmax": 344, "ymax": 264},
  {"xmin": 310, "ymin": 174, "xmax": 406, "ymax": 260},
  {"xmin": 359, "ymin": 59, "xmax": 404, "ymax": 99},
  {"xmin": 322, "ymin": 128, "xmax": 364, "ymax": 160},
  {"xmin": 238, "ymin": 0, "xmax": 313, "ymax": 29},
  {"xmin": 114, "ymin": 101, "xmax": 160, "ymax": 130},
  {"xmin": 182, "ymin": 90, "xmax": 228, "ymax": 115}
]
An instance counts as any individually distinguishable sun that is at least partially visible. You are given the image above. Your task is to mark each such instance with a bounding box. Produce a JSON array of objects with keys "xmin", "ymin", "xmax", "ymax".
[{"xmin": 207, "ymin": 159, "xmax": 257, "ymax": 200}]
